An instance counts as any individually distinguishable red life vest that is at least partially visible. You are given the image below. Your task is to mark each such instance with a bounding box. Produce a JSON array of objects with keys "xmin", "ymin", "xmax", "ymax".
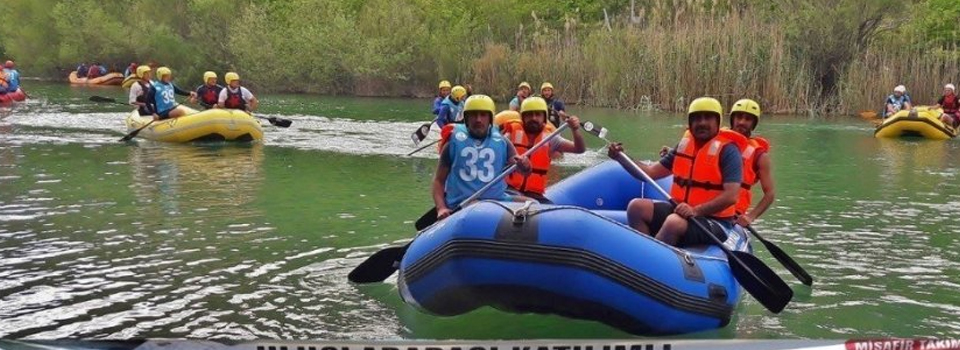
[
  {"xmin": 224, "ymin": 87, "xmax": 247, "ymax": 110},
  {"xmin": 501, "ymin": 121, "xmax": 551, "ymax": 194},
  {"xmin": 943, "ymin": 94, "xmax": 959, "ymax": 114},
  {"xmin": 670, "ymin": 129, "xmax": 748, "ymax": 219},
  {"xmin": 736, "ymin": 136, "xmax": 771, "ymax": 215}
]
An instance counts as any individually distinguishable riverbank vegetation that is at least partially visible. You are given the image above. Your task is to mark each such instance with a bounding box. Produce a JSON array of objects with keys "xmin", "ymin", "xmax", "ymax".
[{"xmin": 1, "ymin": 0, "xmax": 958, "ymax": 114}]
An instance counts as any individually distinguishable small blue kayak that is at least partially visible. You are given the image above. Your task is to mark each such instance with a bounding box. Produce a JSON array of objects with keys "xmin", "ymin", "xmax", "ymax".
[{"xmin": 398, "ymin": 160, "xmax": 751, "ymax": 336}]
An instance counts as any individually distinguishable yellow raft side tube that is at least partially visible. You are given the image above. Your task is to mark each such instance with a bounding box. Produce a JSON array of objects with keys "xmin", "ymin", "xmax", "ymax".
[
  {"xmin": 69, "ymin": 71, "xmax": 125, "ymax": 85},
  {"xmin": 874, "ymin": 106, "xmax": 956, "ymax": 140},
  {"xmin": 125, "ymin": 106, "xmax": 264, "ymax": 143}
]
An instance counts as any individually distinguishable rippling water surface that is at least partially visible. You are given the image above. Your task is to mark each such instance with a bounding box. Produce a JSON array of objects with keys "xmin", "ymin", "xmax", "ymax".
[{"xmin": 1, "ymin": 83, "xmax": 959, "ymax": 339}]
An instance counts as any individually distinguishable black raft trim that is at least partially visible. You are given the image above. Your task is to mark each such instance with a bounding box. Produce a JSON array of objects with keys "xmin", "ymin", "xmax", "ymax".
[{"xmin": 403, "ymin": 238, "xmax": 733, "ymax": 321}]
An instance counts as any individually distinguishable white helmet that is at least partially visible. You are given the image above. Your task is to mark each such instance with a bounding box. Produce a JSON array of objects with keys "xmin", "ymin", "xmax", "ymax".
[
  {"xmin": 946, "ymin": 84, "xmax": 956, "ymax": 91},
  {"xmin": 894, "ymin": 85, "xmax": 907, "ymax": 93}
]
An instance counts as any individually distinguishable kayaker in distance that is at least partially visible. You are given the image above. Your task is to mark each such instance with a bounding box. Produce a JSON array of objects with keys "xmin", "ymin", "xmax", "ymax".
[
  {"xmin": 500, "ymin": 96, "xmax": 586, "ymax": 204},
  {"xmin": 884, "ymin": 85, "xmax": 912, "ymax": 118},
  {"xmin": 936, "ymin": 84, "xmax": 959, "ymax": 128},
  {"xmin": 432, "ymin": 94, "xmax": 531, "ymax": 220},
  {"xmin": 432, "ymin": 80, "xmax": 451, "ymax": 116},
  {"xmin": 538, "ymin": 82, "xmax": 567, "ymax": 127},
  {"xmin": 608, "ymin": 97, "xmax": 745, "ymax": 247},
  {"xmin": 728, "ymin": 99, "xmax": 776, "ymax": 227},
  {"xmin": 3, "ymin": 61, "xmax": 21, "ymax": 94},
  {"xmin": 129, "ymin": 66, "xmax": 156, "ymax": 116},
  {"xmin": 194, "ymin": 71, "xmax": 224, "ymax": 110},
  {"xmin": 218, "ymin": 72, "xmax": 259, "ymax": 111},
  {"xmin": 434, "ymin": 85, "xmax": 467, "ymax": 129},
  {"xmin": 152, "ymin": 67, "xmax": 197, "ymax": 120},
  {"xmin": 508, "ymin": 81, "xmax": 531, "ymax": 111}
]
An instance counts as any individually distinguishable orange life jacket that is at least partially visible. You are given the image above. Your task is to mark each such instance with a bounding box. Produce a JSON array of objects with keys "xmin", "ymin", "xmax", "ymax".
[
  {"xmin": 501, "ymin": 120, "xmax": 551, "ymax": 194},
  {"xmin": 736, "ymin": 136, "xmax": 771, "ymax": 215},
  {"xmin": 670, "ymin": 129, "xmax": 748, "ymax": 219}
]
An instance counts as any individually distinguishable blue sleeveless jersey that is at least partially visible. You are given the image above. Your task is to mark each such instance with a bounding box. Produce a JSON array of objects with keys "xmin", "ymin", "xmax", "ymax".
[
  {"xmin": 4, "ymin": 69, "xmax": 20, "ymax": 91},
  {"xmin": 435, "ymin": 96, "xmax": 464, "ymax": 128},
  {"xmin": 152, "ymin": 81, "xmax": 177, "ymax": 113},
  {"xmin": 444, "ymin": 124, "xmax": 509, "ymax": 208}
]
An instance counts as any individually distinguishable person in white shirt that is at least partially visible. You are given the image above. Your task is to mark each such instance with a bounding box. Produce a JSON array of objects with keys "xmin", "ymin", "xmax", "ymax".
[{"xmin": 217, "ymin": 72, "xmax": 258, "ymax": 111}]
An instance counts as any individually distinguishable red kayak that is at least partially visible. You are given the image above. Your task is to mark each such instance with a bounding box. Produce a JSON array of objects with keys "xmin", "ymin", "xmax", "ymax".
[{"xmin": 0, "ymin": 88, "xmax": 27, "ymax": 104}]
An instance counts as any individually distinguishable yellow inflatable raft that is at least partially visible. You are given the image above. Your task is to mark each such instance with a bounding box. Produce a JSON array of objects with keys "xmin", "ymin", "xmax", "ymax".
[
  {"xmin": 125, "ymin": 106, "xmax": 264, "ymax": 143},
  {"xmin": 69, "ymin": 71, "xmax": 125, "ymax": 85},
  {"xmin": 874, "ymin": 106, "xmax": 956, "ymax": 140}
]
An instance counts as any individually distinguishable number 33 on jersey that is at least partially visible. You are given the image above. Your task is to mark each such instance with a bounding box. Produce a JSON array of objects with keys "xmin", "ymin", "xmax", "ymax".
[{"xmin": 443, "ymin": 124, "xmax": 509, "ymax": 207}]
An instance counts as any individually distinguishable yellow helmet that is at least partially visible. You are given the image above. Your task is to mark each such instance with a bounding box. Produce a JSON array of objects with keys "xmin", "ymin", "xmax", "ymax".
[
  {"xmin": 518, "ymin": 81, "xmax": 531, "ymax": 90},
  {"xmin": 520, "ymin": 96, "xmax": 548, "ymax": 115},
  {"xmin": 463, "ymin": 95, "xmax": 496, "ymax": 116},
  {"xmin": 156, "ymin": 66, "xmax": 172, "ymax": 79},
  {"xmin": 225, "ymin": 72, "xmax": 240, "ymax": 84},
  {"xmin": 203, "ymin": 71, "xmax": 217, "ymax": 82},
  {"xmin": 451, "ymin": 85, "xmax": 467, "ymax": 100},
  {"xmin": 540, "ymin": 82, "xmax": 554, "ymax": 91},
  {"xmin": 438, "ymin": 80, "xmax": 452, "ymax": 89},
  {"xmin": 688, "ymin": 97, "xmax": 723, "ymax": 124},
  {"xmin": 136, "ymin": 65, "xmax": 152, "ymax": 78},
  {"xmin": 730, "ymin": 98, "xmax": 761, "ymax": 119}
]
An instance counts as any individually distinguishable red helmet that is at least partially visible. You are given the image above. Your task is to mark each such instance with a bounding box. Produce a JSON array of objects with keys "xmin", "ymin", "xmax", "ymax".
[{"xmin": 4, "ymin": 61, "xmax": 13, "ymax": 68}]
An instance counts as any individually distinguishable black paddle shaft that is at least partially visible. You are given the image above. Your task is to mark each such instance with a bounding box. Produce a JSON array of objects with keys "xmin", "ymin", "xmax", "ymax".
[{"xmin": 745, "ymin": 225, "xmax": 813, "ymax": 286}]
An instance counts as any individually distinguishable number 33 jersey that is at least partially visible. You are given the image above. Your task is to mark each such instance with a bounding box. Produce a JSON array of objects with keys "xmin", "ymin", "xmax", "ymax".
[{"xmin": 444, "ymin": 124, "xmax": 509, "ymax": 208}]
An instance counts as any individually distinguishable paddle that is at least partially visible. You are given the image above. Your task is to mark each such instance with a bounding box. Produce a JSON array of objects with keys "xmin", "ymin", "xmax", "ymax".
[
  {"xmin": 411, "ymin": 122, "xmax": 433, "ymax": 145},
  {"xmin": 407, "ymin": 139, "xmax": 440, "ymax": 156},
  {"xmin": 253, "ymin": 114, "xmax": 293, "ymax": 128},
  {"xmin": 743, "ymin": 225, "xmax": 813, "ymax": 286},
  {"xmin": 414, "ymin": 122, "xmax": 572, "ymax": 231},
  {"xmin": 89, "ymin": 95, "xmax": 128, "ymax": 105},
  {"xmin": 614, "ymin": 151, "xmax": 793, "ymax": 313},
  {"xmin": 348, "ymin": 122, "xmax": 575, "ymax": 284},
  {"xmin": 120, "ymin": 119, "xmax": 155, "ymax": 142}
]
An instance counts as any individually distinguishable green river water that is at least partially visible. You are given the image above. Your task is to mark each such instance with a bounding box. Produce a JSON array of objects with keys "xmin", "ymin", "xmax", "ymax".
[{"xmin": 1, "ymin": 82, "xmax": 959, "ymax": 340}]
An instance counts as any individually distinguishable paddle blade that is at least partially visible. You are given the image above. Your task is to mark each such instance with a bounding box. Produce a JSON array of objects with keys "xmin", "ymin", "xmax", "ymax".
[
  {"xmin": 90, "ymin": 96, "xmax": 118, "ymax": 103},
  {"xmin": 119, "ymin": 129, "xmax": 141, "ymax": 142},
  {"xmin": 756, "ymin": 237, "xmax": 813, "ymax": 286},
  {"xmin": 414, "ymin": 207, "xmax": 439, "ymax": 231},
  {"xmin": 274, "ymin": 118, "xmax": 293, "ymax": 128},
  {"xmin": 728, "ymin": 250, "xmax": 793, "ymax": 313},
  {"xmin": 348, "ymin": 245, "xmax": 408, "ymax": 283},
  {"xmin": 412, "ymin": 123, "xmax": 431, "ymax": 145}
]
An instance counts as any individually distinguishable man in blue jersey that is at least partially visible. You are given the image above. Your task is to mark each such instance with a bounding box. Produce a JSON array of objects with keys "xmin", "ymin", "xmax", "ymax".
[
  {"xmin": 152, "ymin": 67, "xmax": 197, "ymax": 120},
  {"xmin": 884, "ymin": 85, "xmax": 912, "ymax": 118},
  {"xmin": 435, "ymin": 85, "xmax": 467, "ymax": 129},
  {"xmin": 432, "ymin": 94, "xmax": 532, "ymax": 220},
  {"xmin": 432, "ymin": 80, "xmax": 451, "ymax": 115},
  {"xmin": 3, "ymin": 61, "xmax": 21, "ymax": 94}
]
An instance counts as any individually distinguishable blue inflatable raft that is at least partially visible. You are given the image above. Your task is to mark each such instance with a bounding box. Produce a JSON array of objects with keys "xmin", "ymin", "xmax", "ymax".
[{"xmin": 398, "ymin": 160, "xmax": 750, "ymax": 336}]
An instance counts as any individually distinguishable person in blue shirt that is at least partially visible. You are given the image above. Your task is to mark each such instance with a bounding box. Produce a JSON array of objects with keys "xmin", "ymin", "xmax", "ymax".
[
  {"xmin": 508, "ymin": 82, "xmax": 532, "ymax": 111},
  {"xmin": 434, "ymin": 85, "xmax": 467, "ymax": 128},
  {"xmin": 76, "ymin": 62, "xmax": 89, "ymax": 78},
  {"xmin": 539, "ymin": 82, "xmax": 567, "ymax": 128},
  {"xmin": 151, "ymin": 67, "xmax": 197, "ymax": 120},
  {"xmin": 432, "ymin": 94, "xmax": 531, "ymax": 220},
  {"xmin": 3, "ymin": 61, "xmax": 20, "ymax": 93},
  {"xmin": 433, "ymin": 80, "xmax": 451, "ymax": 115},
  {"xmin": 884, "ymin": 85, "xmax": 912, "ymax": 118}
]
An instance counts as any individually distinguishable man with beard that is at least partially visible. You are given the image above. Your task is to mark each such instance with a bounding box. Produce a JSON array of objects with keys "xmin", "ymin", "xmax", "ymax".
[
  {"xmin": 607, "ymin": 97, "xmax": 747, "ymax": 247},
  {"xmin": 433, "ymin": 94, "xmax": 532, "ymax": 220},
  {"xmin": 728, "ymin": 99, "xmax": 775, "ymax": 227},
  {"xmin": 501, "ymin": 97, "xmax": 585, "ymax": 203},
  {"xmin": 539, "ymin": 82, "xmax": 568, "ymax": 128},
  {"xmin": 508, "ymin": 82, "xmax": 532, "ymax": 111}
]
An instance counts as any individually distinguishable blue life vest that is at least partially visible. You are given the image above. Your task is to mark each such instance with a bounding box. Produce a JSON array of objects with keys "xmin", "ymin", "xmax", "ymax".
[
  {"xmin": 435, "ymin": 96, "xmax": 463, "ymax": 128},
  {"xmin": 3, "ymin": 69, "xmax": 19, "ymax": 92},
  {"xmin": 884, "ymin": 94, "xmax": 911, "ymax": 116},
  {"xmin": 152, "ymin": 81, "xmax": 177, "ymax": 113},
  {"xmin": 443, "ymin": 124, "xmax": 509, "ymax": 208},
  {"xmin": 432, "ymin": 96, "xmax": 444, "ymax": 116}
]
